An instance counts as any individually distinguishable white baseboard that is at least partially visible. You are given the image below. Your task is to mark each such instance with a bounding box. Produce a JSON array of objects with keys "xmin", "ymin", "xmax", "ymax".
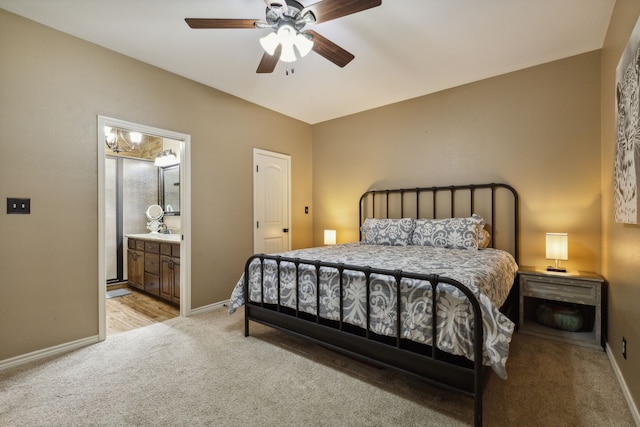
[
  {"xmin": 189, "ymin": 299, "xmax": 230, "ymax": 316},
  {"xmin": 0, "ymin": 335, "xmax": 100, "ymax": 372},
  {"xmin": 606, "ymin": 343, "xmax": 640, "ymax": 426}
]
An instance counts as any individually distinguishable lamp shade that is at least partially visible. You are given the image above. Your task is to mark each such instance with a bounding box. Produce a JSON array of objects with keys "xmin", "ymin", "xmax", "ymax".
[
  {"xmin": 546, "ymin": 233, "xmax": 568, "ymax": 261},
  {"xmin": 324, "ymin": 229, "xmax": 336, "ymax": 245}
]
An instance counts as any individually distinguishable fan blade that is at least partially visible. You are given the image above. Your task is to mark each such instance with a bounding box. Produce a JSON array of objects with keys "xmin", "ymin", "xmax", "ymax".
[
  {"xmin": 303, "ymin": 0, "xmax": 381, "ymax": 24},
  {"xmin": 257, "ymin": 45, "xmax": 282, "ymax": 73},
  {"xmin": 185, "ymin": 18, "xmax": 259, "ymax": 29},
  {"xmin": 306, "ymin": 30, "xmax": 354, "ymax": 67}
]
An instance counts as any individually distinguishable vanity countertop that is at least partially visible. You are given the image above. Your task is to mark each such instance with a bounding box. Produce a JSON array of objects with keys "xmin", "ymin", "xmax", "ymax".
[{"xmin": 126, "ymin": 233, "xmax": 181, "ymax": 243}]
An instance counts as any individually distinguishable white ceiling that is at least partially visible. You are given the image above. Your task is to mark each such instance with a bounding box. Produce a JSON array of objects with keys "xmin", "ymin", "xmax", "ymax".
[{"xmin": 0, "ymin": 0, "xmax": 616, "ymax": 124}]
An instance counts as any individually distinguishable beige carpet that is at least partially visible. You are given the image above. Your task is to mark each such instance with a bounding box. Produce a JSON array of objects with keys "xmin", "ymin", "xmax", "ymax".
[{"xmin": 0, "ymin": 306, "xmax": 635, "ymax": 426}]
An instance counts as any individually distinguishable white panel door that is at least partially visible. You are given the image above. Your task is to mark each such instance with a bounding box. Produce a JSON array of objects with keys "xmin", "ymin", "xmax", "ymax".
[{"xmin": 254, "ymin": 149, "xmax": 291, "ymax": 254}]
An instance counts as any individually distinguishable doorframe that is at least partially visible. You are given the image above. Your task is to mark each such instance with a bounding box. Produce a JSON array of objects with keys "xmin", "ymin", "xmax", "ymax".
[
  {"xmin": 97, "ymin": 116, "xmax": 192, "ymax": 341},
  {"xmin": 253, "ymin": 148, "xmax": 291, "ymax": 253}
]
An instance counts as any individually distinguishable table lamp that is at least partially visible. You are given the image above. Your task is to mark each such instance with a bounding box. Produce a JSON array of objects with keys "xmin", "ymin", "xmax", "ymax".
[{"xmin": 546, "ymin": 232, "xmax": 568, "ymax": 272}]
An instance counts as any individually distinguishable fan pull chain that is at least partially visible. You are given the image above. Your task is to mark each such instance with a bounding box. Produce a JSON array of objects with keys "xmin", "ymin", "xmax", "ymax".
[{"xmin": 285, "ymin": 67, "xmax": 294, "ymax": 76}]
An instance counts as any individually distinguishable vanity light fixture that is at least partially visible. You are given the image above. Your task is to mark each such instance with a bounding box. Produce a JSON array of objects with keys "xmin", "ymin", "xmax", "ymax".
[
  {"xmin": 154, "ymin": 149, "xmax": 179, "ymax": 167},
  {"xmin": 104, "ymin": 126, "xmax": 144, "ymax": 153},
  {"xmin": 546, "ymin": 232, "xmax": 568, "ymax": 272},
  {"xmin": 324, "ymin": 229, "xmax": 336, "ymax": 245}
]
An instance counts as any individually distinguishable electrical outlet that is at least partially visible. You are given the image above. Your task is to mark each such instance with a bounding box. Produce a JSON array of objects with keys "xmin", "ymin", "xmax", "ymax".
[{"xmin": 622, "ymin": 337, "xmax": 627, "ymax": 360}]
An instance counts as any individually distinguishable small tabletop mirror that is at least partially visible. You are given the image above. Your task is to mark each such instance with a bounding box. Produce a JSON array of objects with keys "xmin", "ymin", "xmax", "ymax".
[{"xmin": 146, "ymin": 204, "xmax": 164, "ymax": 221}]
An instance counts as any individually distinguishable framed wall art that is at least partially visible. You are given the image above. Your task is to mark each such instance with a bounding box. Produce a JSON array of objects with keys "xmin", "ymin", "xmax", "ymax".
[{"xmin": 615, "ymin": 16, "xmax": 640, "ymax": 224}]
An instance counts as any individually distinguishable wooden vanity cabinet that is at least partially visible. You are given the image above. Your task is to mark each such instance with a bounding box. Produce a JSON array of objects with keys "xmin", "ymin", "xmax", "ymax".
[
  {"xmin": 143, "ymin": 242, "xmax": 160, "ymax": 296},
  {"xmin": 127, "ymin": 237, "xmax": 180, "ymax": 305},
  {"xmin": 160, "ymin": 243, "xmax": 180, "ymax": 305},
  {"xmin": 127, "ymin": 239, "xmax": 145, "ymax": 290}
]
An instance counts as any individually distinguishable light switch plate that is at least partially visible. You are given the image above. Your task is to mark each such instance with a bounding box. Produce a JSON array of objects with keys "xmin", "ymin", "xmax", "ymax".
[{"xmin": 7, "ymin": 198, "xmax": 31, "ymax": 214}]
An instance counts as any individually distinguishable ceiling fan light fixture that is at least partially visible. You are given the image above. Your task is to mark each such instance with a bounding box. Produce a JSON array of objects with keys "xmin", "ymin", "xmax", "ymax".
[
  {"xmin": 261, "ymin": 24, "xmax": 302, "ymax": 62},
  {"xmin": 259, "ymin": 31, "xmax": 280, "ymax": 55},
  {"xmin": 187, "ymin": 0, "xmax": 382, "ymax": 73}
]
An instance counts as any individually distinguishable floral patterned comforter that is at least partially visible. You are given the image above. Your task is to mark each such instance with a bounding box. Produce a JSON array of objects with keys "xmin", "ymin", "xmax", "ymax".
[{"xmin": 229, "ymin": 243, "xmax": 518, "ymax": 379}]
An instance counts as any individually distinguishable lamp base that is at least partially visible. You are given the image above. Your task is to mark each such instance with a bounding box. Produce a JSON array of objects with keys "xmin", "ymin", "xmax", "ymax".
[{"xmin": 547, "ymin": 266, "xmax": 567, "ymax": 272}]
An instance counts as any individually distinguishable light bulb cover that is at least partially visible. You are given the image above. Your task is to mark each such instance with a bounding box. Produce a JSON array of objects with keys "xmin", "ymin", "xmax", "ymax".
[
  {"xmin": 277, "ymin": 25, "xmax": 296, "ymax": 42},
  {"xmin": 279, "ymin": 42, "xmax": 297, "ymax": 62},
  {"xmin": 259, "ymin": 32, "xmax": 280, "ymax": 56},
  {"xmin": 295, "ymin": 33, "xmax": 313, "ymax": 57},
  {"xmin": 129, "ymin": 131, "xmax": 143, "ymax": 144}
]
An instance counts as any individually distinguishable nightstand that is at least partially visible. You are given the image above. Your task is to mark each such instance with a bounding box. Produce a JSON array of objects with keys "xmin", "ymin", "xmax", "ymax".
[{"xmin": 518, "ymin": 266, "xmax": 605, "ymax": 351}]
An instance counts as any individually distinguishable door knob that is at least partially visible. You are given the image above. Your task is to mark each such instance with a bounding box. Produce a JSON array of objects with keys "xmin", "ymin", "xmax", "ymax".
[{"xmin": 283, "ymin": 228, "xmax": 289, "ymax": 233}]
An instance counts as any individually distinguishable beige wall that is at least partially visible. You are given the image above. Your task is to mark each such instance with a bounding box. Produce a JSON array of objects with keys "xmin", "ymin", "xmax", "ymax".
[
  {"xmin": 0, "ymin": 10, "xmax": 313, "ymax": 360},
  {"xmin": 312, "ymin": 51, "xmax": 602, "ymax": 274},
  {"xmin": 601, "ymin": 0, "xmax": 640, "ymax": 412}
]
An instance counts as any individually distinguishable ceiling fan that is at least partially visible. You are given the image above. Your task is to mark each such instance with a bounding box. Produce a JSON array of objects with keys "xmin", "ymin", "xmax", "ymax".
[{"xmin": 185, "ymin": 0, "xmax": 382, "ymax": 73}]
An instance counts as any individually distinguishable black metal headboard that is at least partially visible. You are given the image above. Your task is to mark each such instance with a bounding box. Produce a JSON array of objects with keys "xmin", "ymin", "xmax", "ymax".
[{"xmin": 359, "ymin": 183, "xmax": 519, "ymax": 263}]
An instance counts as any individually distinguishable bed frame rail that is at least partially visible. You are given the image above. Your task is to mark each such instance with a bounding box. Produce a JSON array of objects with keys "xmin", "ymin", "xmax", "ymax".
[{"xmin": 244, "ymin": 254, "xmax": 485, "ymax": 426}]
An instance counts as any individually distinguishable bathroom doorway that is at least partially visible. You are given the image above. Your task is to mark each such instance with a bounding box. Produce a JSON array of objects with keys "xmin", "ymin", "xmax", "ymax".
[{"xmin": 98, "ymin": 116, "xmax": 191, "ymax": 340}]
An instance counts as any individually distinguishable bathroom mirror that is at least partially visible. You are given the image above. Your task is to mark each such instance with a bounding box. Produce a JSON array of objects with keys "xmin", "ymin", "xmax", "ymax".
[{"xmin": 160, "ymin": 165, "xmax": 180, "ymax": 215}]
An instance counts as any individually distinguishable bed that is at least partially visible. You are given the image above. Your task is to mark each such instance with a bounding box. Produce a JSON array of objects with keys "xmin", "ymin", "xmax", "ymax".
[{"xmin": 229, "ymin": 183, "xmax": 520, "ymax": 427}]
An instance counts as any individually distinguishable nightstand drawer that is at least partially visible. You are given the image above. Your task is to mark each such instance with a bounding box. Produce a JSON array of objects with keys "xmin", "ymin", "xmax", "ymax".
[{"xmin": 523, "ymin": 278, "xmax": 596, "ymax": 305}]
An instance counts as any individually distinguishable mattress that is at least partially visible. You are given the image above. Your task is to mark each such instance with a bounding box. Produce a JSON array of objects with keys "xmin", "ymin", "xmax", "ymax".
[{"xmin": 229, "ymin": 243, "xmax": 518, "ymax": 379}]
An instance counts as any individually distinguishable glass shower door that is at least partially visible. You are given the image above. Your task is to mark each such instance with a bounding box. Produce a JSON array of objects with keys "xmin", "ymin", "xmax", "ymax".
[{"xmin": 105, "ymin": 157, "xmax": 158, "ymax": 283}]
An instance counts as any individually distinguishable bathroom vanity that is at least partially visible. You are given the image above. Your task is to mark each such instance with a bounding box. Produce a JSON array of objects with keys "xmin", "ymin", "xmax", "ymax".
[{"xmin": 126, "ymin": 233, "xmax": 181, "ymax": 306}]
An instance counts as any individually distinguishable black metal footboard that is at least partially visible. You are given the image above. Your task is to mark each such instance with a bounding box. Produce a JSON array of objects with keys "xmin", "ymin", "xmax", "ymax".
[{"xmin": 243, "ymin": 254, "xmax": 487, "ymax": 427}]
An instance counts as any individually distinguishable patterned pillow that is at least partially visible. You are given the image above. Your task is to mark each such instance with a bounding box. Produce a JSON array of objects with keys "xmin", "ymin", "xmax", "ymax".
[
  {"xmin": 360, "ymin": 218, "xmax": 415, "ymax": 246},
  {"xmin": 411, "ymin": 216, "xmax": 482, "ymax": 249}
]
